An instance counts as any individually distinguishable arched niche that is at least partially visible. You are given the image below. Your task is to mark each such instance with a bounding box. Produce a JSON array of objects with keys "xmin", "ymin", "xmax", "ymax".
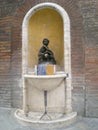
[
  {"xmin": 22, "ymin": 2, "xmax": 71, "ymax": 77},
  {"xmin": 28, "ymin": 8, "xmax": 64, "ymax": 69}
]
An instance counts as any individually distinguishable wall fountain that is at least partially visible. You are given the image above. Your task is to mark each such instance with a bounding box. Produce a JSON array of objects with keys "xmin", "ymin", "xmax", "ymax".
[{"xmin": 15, "ymin": 2, "xmax": 77, "ymax": 128}]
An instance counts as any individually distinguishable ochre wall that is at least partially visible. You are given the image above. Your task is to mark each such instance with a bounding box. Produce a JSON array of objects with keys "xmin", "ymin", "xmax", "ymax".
[{"xmin": 28, "ymin": 8, "xmax": 64, "ymax": 68}]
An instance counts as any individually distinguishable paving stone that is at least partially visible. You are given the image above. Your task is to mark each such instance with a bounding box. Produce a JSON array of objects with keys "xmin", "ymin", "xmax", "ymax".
[{"xmin": 0, "ymin": 108, "xmax": 98, "ymax": 130}]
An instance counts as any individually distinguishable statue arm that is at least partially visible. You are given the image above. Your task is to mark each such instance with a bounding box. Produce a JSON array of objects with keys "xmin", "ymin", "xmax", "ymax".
[
  {"xmin": 43, "ymin": 45, "xmax": 54, "ymax": 55},
  {"xmin": 38, "ymin": 47, "xmax": 46, "ymax": 57},
  {"xmin": 38, "ymin": 52, "xmax": 44, "ymax": 56}
]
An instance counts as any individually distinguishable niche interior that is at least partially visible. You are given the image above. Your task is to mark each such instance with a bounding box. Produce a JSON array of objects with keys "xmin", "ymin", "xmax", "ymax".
[{"xmin": 27, "ymin": 8, "xmax": 64, "ymax": 71}]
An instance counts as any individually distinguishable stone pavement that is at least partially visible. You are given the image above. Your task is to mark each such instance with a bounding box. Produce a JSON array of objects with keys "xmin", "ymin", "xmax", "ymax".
[{"xmin": 0, "ymin": 107, "xmax": 98, "ymax": 130}]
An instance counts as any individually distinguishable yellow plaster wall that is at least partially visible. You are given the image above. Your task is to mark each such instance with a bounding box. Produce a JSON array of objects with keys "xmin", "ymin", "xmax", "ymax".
[{"xmin": 28, "ymin": 8, "xmax": 64, "ymax": 69}]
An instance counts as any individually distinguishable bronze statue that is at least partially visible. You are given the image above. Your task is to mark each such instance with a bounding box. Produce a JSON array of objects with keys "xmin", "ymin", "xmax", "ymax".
[{"xmin": 38, "ymin": 38, "xmax": 56, "ymax": 64}]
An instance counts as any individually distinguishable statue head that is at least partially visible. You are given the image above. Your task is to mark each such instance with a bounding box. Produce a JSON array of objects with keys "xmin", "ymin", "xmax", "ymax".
[{"xmin": 43, "ymin": 38, "xmax": 49, "ymax": 46}]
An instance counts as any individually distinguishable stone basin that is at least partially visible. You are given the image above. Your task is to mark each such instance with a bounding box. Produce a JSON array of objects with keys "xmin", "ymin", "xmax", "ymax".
[{"xmin": 24, "ymin": 74, "xmax": 66, "ymax": 91}]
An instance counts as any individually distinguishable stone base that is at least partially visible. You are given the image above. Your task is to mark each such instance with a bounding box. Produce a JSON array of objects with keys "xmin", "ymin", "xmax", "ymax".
[{"xmin": 15, "ymin": 109, "xmax": 77, "ymax": 128}]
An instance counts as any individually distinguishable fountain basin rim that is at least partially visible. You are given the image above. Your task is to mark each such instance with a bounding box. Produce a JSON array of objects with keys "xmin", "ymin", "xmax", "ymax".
[
  {"xmin": 23, "ymin": 73, "xmax": 67, "ymax": 79},
  {"xmin": 23, "ymin": 73, "xmax": 67, "ymax": 91}
]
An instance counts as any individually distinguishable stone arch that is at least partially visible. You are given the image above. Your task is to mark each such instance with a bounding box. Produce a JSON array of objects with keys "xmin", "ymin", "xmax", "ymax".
[{"xmin": 22, "ymin": 2, "xmax": 71, "ymax": 78}]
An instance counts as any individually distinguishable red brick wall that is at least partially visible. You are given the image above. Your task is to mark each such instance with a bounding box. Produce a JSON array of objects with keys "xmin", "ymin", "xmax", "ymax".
[
  {"xmin": 80, "ymin": 0, "xmax": 98, "ymax": 117},
  {"xmin": 0, "ymin": 0, "xmax": 97, "ymax": 117},
  {"xmin": 0, "ymin": 1, "xmax": 24, "ymax": 107}
]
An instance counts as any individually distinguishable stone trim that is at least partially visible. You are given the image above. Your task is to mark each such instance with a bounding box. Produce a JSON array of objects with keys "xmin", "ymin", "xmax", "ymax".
[
  {"xmin": 22, "ymin": 2, "xmax": 72, "ymax": 113},
  {"xmin": 22, "ymin": 2, "xmax": 71, "ymax": 77}
]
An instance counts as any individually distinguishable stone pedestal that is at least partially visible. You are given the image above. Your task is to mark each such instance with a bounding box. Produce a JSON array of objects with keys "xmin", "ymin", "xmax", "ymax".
[{"xmin": 15, "ymin": 73, "xmax": 77, "ymax": 125}]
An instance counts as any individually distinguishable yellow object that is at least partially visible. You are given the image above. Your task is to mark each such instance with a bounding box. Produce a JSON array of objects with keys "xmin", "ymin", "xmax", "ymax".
[{"xmin": 46, "ymin": 64, "xmax": 55, "ymax": 75}]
